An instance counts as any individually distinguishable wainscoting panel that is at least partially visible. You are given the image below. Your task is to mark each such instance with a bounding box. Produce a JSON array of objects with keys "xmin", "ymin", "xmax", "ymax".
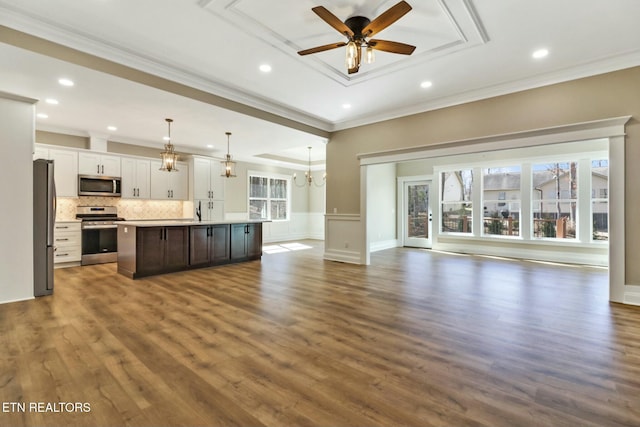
[
  {"xmin": 324, "ymin": 214, "xmax": 363, "ymax": 264},
  {"xmin": 261, "ymin": 212, "xmax": 324, "ymax": 243}
]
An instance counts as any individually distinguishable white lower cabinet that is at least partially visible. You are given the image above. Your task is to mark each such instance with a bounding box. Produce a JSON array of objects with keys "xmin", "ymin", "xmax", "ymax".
[{"xmin": 54, "ymin": 221, "xmax": 81, "ymax": 266}]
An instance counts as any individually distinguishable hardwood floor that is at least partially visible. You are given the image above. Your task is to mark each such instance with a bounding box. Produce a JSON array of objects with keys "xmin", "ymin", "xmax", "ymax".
[{"xmin": 1, "ymin": 241, "xmax": 640, "ymax": 426}]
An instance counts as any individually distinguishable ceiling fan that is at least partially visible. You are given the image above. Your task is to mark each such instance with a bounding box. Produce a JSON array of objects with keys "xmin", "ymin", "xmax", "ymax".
[{"xmin": 298, "ymin": 1, "xmax": 416, "ymax": 74}]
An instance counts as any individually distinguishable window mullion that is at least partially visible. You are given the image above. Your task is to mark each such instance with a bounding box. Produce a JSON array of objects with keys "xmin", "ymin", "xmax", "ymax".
[
  {"xmin": 521, "ymin": 163, "xmax": 532, "ymax": 240},
  {"xmin": 578, "ymin": 158, "xmax": 591, "ymax": 242},
  {"xmin": 472, "ymin": 167, "xmax": 482, "ymax": 236}
]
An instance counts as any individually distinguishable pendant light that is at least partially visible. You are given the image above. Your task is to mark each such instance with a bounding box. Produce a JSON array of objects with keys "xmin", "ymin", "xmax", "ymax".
[
  {"xmin": 220, "ymin": 131, "xmax": 236, "ymax": 178},
  {"xmin": 294, "ymin": 146, "xmax": 326, "ymax": 187},
  {"xmin": 345, "ymin": 40, "xmax": 359, "ymax": 70},
  {"xmin": 159, "ymin": 118, "xmax": 179, "ymax": 172}
]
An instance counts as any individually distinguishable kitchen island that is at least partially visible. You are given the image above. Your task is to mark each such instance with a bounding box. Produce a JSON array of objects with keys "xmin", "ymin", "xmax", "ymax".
[{"xmin": 117, "ymin": 220, "xmax": 265, "ymax": 279}]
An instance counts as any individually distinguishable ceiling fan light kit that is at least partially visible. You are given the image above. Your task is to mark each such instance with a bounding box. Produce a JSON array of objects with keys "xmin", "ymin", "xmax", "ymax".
[{"xmin": 298, "ymin": 1, "xmax": 416, "ymax": 74}]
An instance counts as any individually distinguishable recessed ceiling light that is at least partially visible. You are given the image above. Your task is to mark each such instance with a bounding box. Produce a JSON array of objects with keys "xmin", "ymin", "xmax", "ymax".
[
  {"xmin": 532, "ymin": 48, "xmax": 549, "ymax": 59},
  {"xmin": 37, "ymin": 113, "xmax": 48, "ymax": 119},
  {"xmin": 342, "ymin": 103, "xmax": 352, "ymax": 109},
  {"xmin": 45, "ymin": 98, "xmax": 59, "ymax": 105},
  {"xmin": 259, "ymin": 64, "xmax": 272, "ymax": 73},
  {"xmin": 107, "ymin": 126, "xmax": 117, "ymax": 131},
  {"xmin": 58, "ymin": 78, "xmax": 74, "ymax": 87},
  {"xmin": 206, "ymin": 144, "xmax": 214, "ymax": 149},
  {"xmin": 420, "ymin": 81, "xmax": 433, "ymax": 89}
]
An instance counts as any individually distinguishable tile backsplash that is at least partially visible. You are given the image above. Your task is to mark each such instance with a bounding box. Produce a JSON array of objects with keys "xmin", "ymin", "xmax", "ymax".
[{"xmin": 56, "ymin": 197, "xmax": 191, "ymax": 221}]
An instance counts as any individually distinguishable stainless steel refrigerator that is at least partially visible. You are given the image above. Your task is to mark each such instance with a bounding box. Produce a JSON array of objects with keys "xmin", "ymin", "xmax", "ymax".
[{"xmin": 33, "ymin": 158, "xmax": 56, "ymax": 296}]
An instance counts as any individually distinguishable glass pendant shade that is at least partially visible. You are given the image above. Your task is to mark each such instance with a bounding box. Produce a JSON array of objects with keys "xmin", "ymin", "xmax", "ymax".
[
  {"xmin": 160, "ymin": 118, "xmax": 179, "ymax": 172},
  {"xmin": 365, "ymin": 46, "xmax": 375, "ymax": 64},
  {"xmin": 220, "ymin": 132, "xmax": 236, "ymax": 178},
  {"xmin": 345, "ymin": 40, "xmax": 359, "ymax": 70}
]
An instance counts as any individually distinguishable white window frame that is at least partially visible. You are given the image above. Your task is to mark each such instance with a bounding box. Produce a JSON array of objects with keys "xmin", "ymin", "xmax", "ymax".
[
  {"xmin": 439, "ymin": 169, "xmax": 474, "ymax": 235},
  {"xmin": 481, "ymin": 165, "xmax": 522, "ymax": 238},
  {"xmin": 530, "ymin": 160, "xmax": 579, "ymax": 241},
  {"xmin": 248, "ymin": 171, "xmax": 291, "ymax": 222},
  {"xmin": 435, "ymin": 149, "xmax": 608, "ymax": 245}
]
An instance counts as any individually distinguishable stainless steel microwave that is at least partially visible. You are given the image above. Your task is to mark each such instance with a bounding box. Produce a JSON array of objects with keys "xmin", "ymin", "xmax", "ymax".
[{"xmin": 78, "ymin": 175, "xmax": 122, "ymax": 197}]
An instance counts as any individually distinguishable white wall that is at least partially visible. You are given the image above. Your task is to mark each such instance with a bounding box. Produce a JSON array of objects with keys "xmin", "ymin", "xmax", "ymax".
[
  {"xmin": 0, "ymin": 92, "xmax": 37, "ymax": 304},
  {"xmin": 367, "ymin": 163, "xmax": 397, "ymax": 251},
  {"xmin": 225, "ymin": 162, "xmax": 325, "ymax": 242}
]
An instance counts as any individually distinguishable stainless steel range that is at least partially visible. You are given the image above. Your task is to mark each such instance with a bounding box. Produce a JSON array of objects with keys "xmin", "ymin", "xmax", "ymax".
[{"xmin": 76, "ymin": 206, "xmax": 125, "ymax": 265}]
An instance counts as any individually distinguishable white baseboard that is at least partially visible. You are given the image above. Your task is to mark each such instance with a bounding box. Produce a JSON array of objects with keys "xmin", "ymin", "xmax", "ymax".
[
  {"xmin": 0, "ymin": 295, "xmax": 35, "ymax": 305},
  {"xmin": 370, "ymin": 239, "xmax": 399, "ymax": 252},
  {"xmin": 624, "ymin": 285, "xmax": 640, "ymax": 306},
  {"xmin": 324, "ymin": 249, "xmax": 362, "ymax": 264}
]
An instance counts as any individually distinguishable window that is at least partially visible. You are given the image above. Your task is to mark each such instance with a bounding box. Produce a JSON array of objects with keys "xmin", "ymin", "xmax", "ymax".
[
  {"xmin": 441, "ymin": 169, "xmax": 473, "ymax": 234},
  {"xmin": 532, "ymin": 162, "xmax": 577, "ymax": 239},
  {"xmin": 482, "ymin": 167, "xmax": 521, "ymax": 236},
  {"xmin": 249, "ymin": 174, "xmax": 289, "ymax": 221},
  {"xmin": 591, "ymin": 159, "xmax": 608, "ymax": 241}
]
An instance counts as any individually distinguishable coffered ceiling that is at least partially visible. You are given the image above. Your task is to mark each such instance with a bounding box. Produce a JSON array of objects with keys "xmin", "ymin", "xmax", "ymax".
[{"xmin": 0, "ymin": 0, "xmax": 639, "ymax": 167}]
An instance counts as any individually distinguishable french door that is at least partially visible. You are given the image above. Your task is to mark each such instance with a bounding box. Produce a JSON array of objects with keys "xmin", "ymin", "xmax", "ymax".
[{"xmin": 403, "ymin": 180, "xmax": 432, "ymax": 248}]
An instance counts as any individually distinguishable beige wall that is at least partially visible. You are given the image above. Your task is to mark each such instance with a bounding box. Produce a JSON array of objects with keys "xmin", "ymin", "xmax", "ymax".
[
  {"xmin": 328, "ymin": 66, "xmax": 640, "ymax": 281},
  {"xmin": 36, "ymin": 130, "xmax": 87, "ymax": 149}
]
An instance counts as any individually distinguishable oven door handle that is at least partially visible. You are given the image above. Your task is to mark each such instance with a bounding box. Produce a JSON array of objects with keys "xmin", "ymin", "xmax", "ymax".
[{"xmin": 82, "ymin": 224, "xmax": 118, "ymax": 230}]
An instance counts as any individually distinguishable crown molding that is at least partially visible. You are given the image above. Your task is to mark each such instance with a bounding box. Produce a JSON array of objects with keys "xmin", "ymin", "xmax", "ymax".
[
  {"xmin": 0, "ymin": 4, "xmax": 333, "ymax": 134},
  {"xmin": 332, "ymin": 49, "xmax": 640, "ymax": 131}
]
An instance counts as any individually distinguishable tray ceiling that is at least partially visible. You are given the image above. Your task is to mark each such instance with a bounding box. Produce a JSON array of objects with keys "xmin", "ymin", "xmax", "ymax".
[{"xmin": 201, "ymin": 0, "xmax": 487, "ymax": 85}]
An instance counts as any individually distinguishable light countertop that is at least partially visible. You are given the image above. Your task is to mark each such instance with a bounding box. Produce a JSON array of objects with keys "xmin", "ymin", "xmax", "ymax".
[{"xmin": 118, "ymin": 219, "xmax": 270, "ymax": 227}]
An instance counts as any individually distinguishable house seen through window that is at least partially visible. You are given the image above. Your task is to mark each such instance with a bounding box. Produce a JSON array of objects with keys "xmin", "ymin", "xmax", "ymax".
[{"xmin": 439, "ymin": 155, "xmax": 608, "ymax": 243}]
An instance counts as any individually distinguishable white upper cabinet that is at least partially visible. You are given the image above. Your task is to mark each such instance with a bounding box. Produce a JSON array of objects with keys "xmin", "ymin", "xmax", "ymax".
[
  {"xmin": 192, "ymin": 156, "xmax": 225, "ymax": 221},
  {"xmin": 150, "ymin": 160, "xmax": 188, "ymax": 200},
  {"xmin": 78, "ymin": 152, "xmax": 121, "ymax": 176},
  {"xmin": 192, "ymin": 156, "xmax": 225, "ymax": 200},
  {"xmin": 121, "ymin": 157, "xmax": 150, "ymax": 199},
  {"xmin": 33, "ymin": 146, "xmax": 48, "ymax": 160},
  {"xmin": 48, "ymin": 148, "xmax": 78, "ymax": 197}
]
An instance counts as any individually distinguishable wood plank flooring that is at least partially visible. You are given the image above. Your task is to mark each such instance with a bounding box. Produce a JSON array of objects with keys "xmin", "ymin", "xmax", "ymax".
[{"xmin": 2, "ymin": 241, "xmax": 640, "ymax": 426}]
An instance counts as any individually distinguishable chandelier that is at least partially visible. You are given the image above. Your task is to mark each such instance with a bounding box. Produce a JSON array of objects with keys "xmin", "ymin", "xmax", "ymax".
[
  {"xmin": 159, "ymin": 118, "xmax": 179, "ymax": 172},
  {"xmin": 220, "ymin": 132, "xmax": 236, "ymax": 178},
  {"xmin": 294, "ymin": 146, "xmax": 326, "ymax": 187}
]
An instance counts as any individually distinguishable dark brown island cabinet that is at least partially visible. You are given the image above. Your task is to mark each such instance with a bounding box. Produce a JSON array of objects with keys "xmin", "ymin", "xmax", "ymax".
[
  {"xmin": 190, "ymin": 224, "xmax": 230, "ymax": 266},
  {"xmin": 117, "ymin": 221, "xmax": 264, "ymax": 279},
  {"xmin": 230, "ymin": 223, "xmax": 262, "ymax": 260}
]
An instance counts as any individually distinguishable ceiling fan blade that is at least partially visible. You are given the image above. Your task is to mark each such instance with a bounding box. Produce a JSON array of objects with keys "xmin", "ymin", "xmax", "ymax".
[
  {"xmin": 298, "ymin": 42, "xmax": 347, "ymax": 56},
  {"xmin": 312, "ymin": 6, "xmax": 354, "ymax": 38},
  {"xmin": 362, "ymin": 1, "xmax": 412, "ymax": 38},
  {"xmin": 369, "ymin": 39, "xmax": 416, "ymax": 55}
]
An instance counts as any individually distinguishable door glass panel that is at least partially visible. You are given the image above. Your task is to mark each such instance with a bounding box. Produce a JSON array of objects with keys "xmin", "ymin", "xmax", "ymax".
[{"xmin": 407, "ymin": 184, "xmax": 429, "ymax": 239}]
